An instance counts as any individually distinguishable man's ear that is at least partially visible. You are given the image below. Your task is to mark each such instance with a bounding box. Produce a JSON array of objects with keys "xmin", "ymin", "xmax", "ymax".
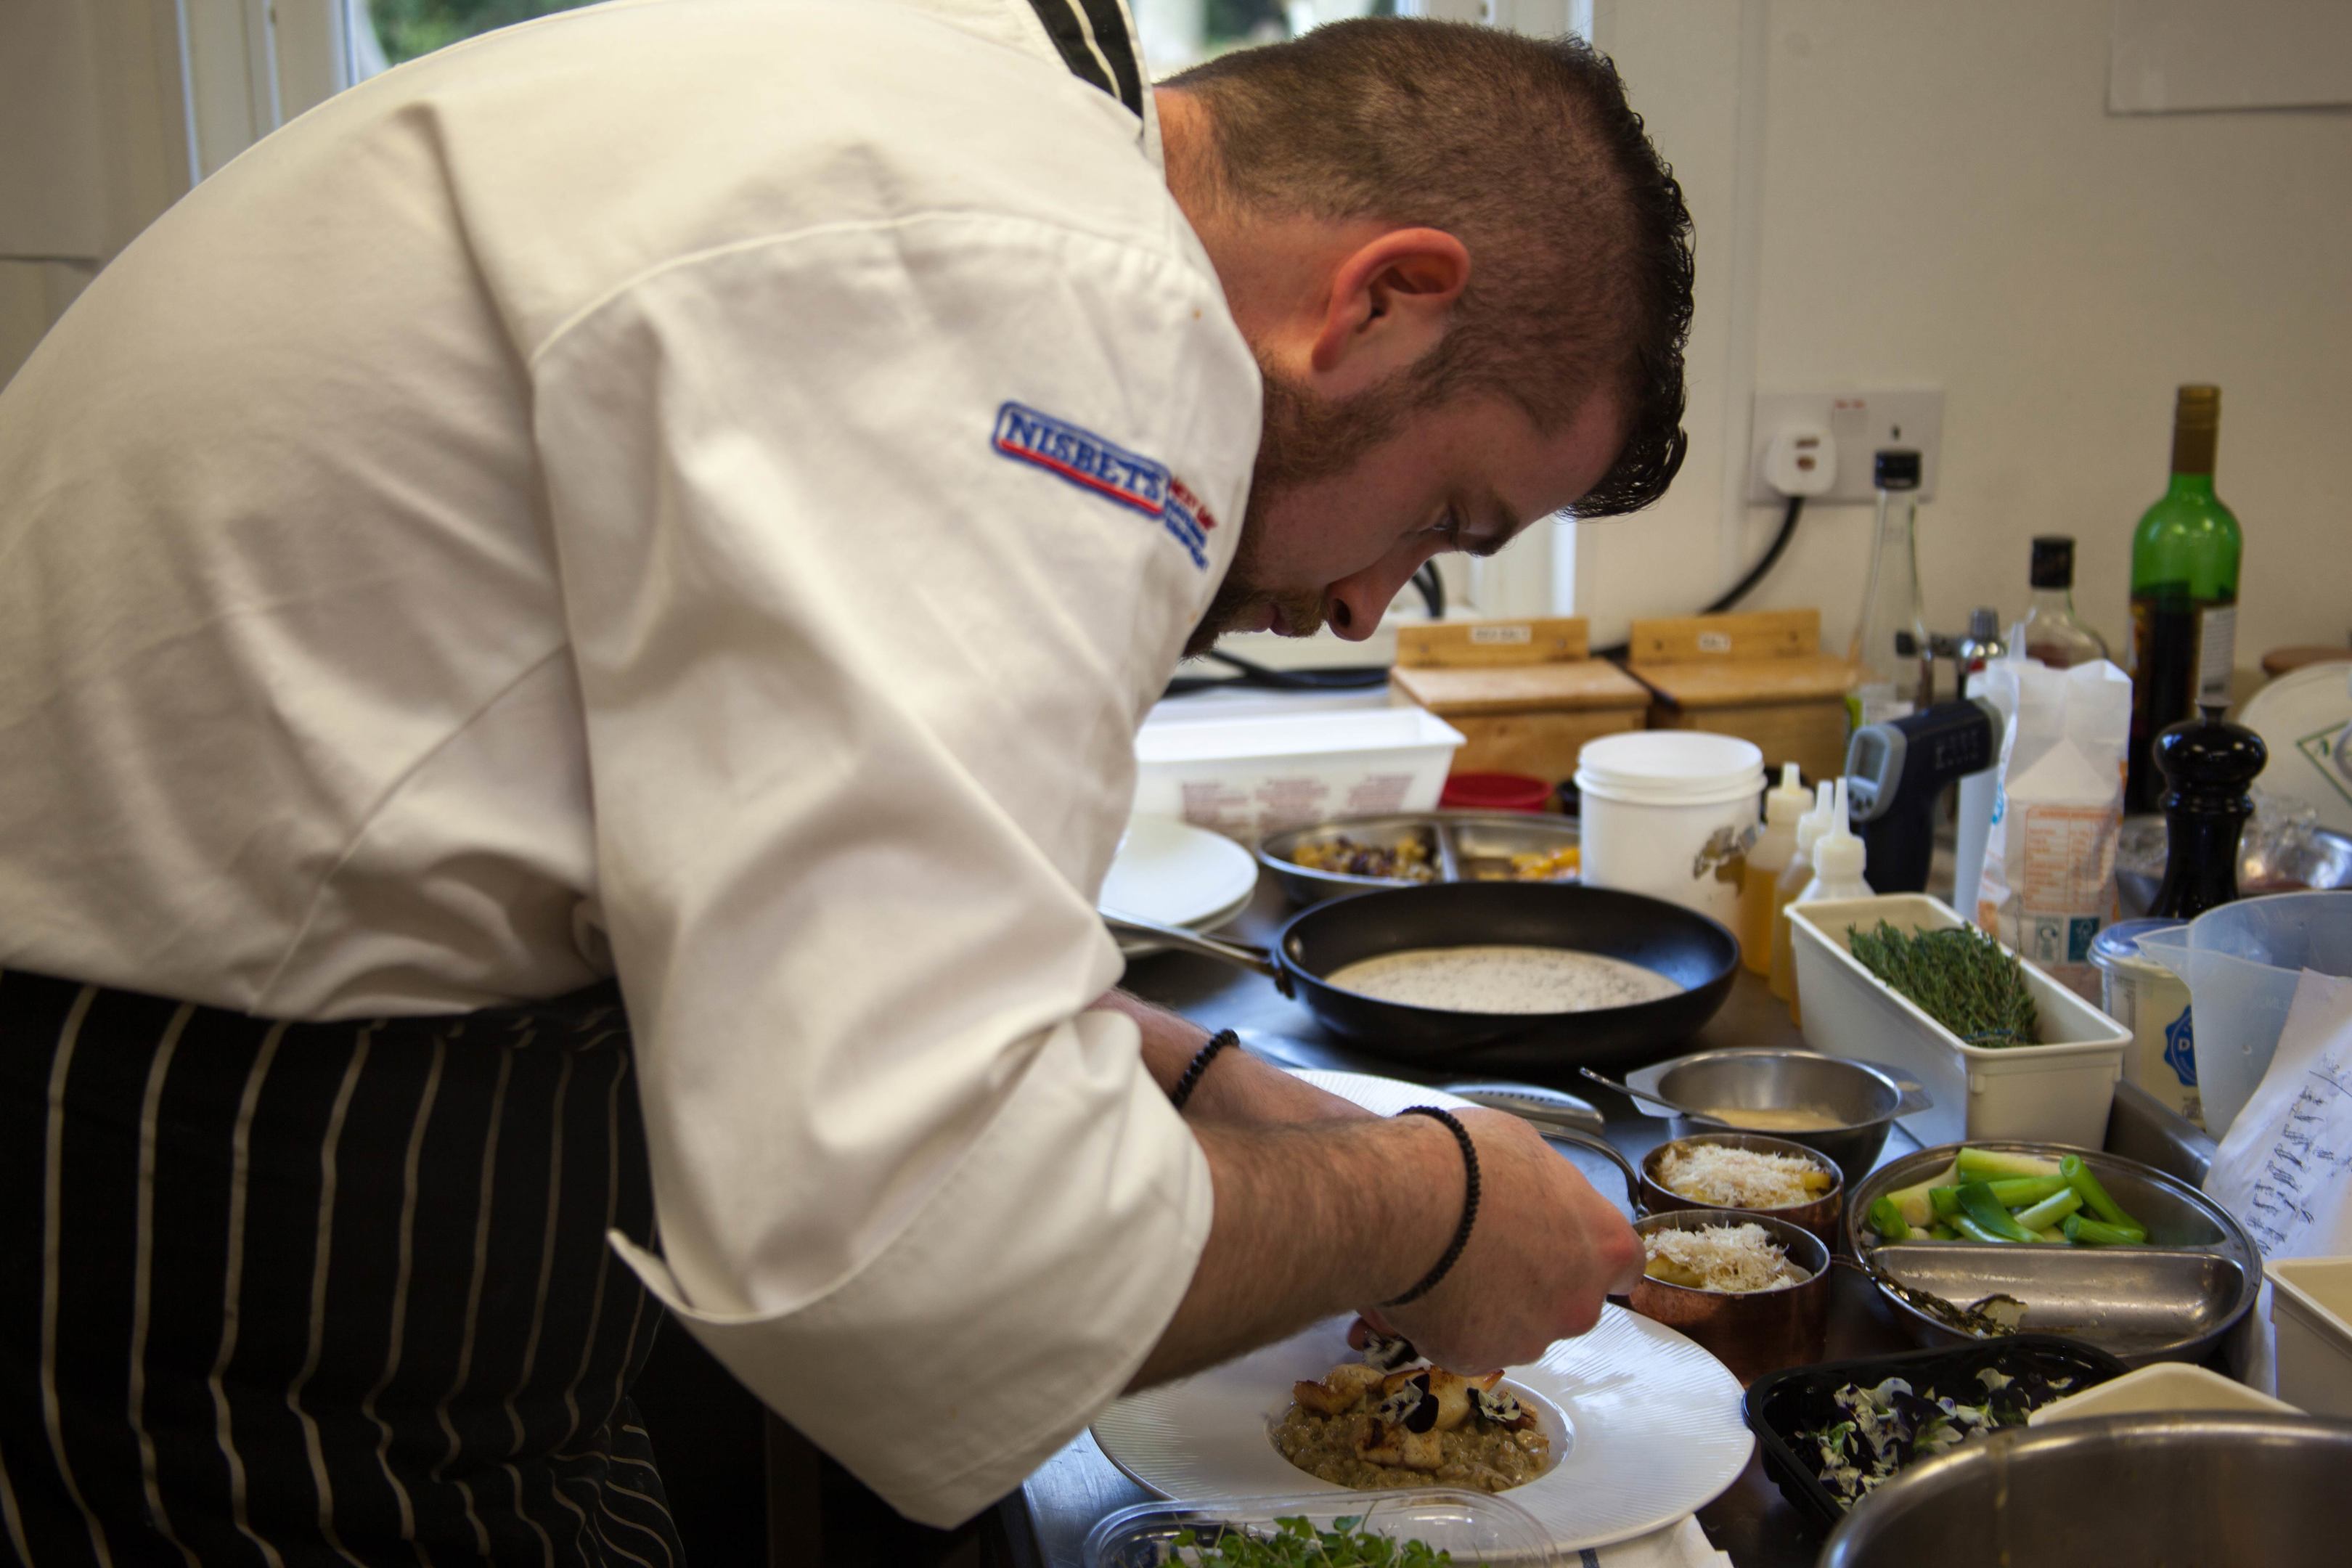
[{"xmin": 1307, "ymin": 228, "xmax": 1470, "ymax": 396}]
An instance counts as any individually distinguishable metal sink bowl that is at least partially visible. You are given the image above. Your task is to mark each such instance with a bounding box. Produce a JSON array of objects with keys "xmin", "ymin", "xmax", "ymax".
[{"xmin": 1821, "ymin": 1413, "xmax": 2352, "ymax": 1568}]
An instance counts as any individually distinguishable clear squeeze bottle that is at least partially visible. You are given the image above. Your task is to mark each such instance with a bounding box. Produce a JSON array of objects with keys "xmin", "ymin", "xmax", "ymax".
[
  {"xmin": 1768, "ymin": 782, "xmax": 1837, "ymax": 1003},
  {"xmin": 1784, "ymin": 780, "xmax": 1873, "ymax": 1024},
  {"xmin": 1739, "ymin": 764, "xmax": 1810, "ymax": 974}
]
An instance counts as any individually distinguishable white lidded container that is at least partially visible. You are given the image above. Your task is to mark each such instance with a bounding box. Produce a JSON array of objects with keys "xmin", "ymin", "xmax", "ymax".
[
  {"xmin": 1131, "ymin": 706, "xmax": 1464, "ymax": 844},
  {"xmin": 2270, "ymin": 1256, "xmax": 2352, "ymax": 1420},
  {"xmin": 1786, "ymin": 892, "xmax": 2129, "ymax": 1147},
  {"xmin": 1575, "ymin": 731, "xmax": 1763, "ymax": 930},
  {"xmin": 2089, "ymin": 917, "xmax": 2200, "ymax": 1127}
]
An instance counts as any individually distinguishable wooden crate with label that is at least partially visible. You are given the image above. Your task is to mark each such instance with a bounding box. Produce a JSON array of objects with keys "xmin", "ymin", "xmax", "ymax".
[
  {"xmin": 1625, "ymin": 608, "xmax": 1854, "ymax": 784},
  {"xmin": 1387, "ymin": 616, "xmax": 1651, "ymax": 789}
]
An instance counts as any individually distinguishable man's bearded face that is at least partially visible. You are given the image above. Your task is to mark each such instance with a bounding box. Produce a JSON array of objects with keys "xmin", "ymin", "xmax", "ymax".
[{"xmin": 1183, "ymin": 364, "xmax": 1419, "ymax": 659}]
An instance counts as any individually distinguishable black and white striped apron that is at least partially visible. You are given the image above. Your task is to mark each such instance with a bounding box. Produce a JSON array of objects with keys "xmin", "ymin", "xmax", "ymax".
[{"xmin": 0, "ymin": 969, "xmax": 685, "ymax": 1567}]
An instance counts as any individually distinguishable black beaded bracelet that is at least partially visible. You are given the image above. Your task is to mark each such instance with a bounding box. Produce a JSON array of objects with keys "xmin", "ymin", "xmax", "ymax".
[
  {"xmin": 1167, "ymin": 1029, "xmax": 1238, "ymax": 1114},
  {"xmin": 1381, "ymin": 1106, "xmax": 1480, "ymax": 1307}
]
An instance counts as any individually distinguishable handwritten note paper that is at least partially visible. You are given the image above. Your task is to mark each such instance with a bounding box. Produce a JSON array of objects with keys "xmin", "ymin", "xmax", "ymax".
[
  {"xmin": 2205, "ymin": 969, "xmax": 2352, "ymax": 1390},
  {"xmin": 2208, "ymin": 970, "xmax": 2352, "ymax": 1257}
]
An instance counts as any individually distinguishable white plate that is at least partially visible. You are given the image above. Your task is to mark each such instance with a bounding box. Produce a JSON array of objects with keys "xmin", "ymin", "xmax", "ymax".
[
  {"xmin": 2238, "ymin": 661, "xmax": 2352, "ymax": 835},
  {"xmin": 1091, "ymin": 1070, "xmax": 1754, "ymax": 1553},
  {"xmin": 1103, "ymin": 817, "xmax": 1259, "ymax": 957}
]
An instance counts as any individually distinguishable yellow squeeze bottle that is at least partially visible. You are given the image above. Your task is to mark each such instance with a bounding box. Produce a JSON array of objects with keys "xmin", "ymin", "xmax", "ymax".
[
  {"xmin": 1768, "ymin": 782, "xmax": 1836, "ymax": 1005},
  {"xmin": 1739, "ymin": 764, "xmax": 1810, "ymax": 973}
]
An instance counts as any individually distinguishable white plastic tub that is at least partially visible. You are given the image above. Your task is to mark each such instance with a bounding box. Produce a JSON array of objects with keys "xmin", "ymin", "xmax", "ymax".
[
  {"xmin": 1132, "ymin": 706, "xmax": 1463, "ymax": 843},
  {"xmin": 2270, "ymin": 1256, "xmax": 2352, "ymax": 1420},
  {"xmin": 1575, "ymin": 730, "xmax": 1763, "ymax": 929},
  {"xmin": 1787, "ymin": 893, "xmax": 2129, "ymax": 1148}
]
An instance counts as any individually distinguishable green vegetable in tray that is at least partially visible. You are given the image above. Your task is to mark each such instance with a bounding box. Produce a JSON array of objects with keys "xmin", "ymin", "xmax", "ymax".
[
  {"xmin": 1953, "ymin": 1147, "xmax": 2063, "ymax": 1182},
  {"xmin": 1955, "ymin": 1183, "xmax": 2041, "ymax": 1243},
  {"xmin": 2062, "ymin": 1213, "xmax": 2147, "ymax": 1246},
  {"xmin": 1876, "ymin": 1148, "xmax": 2149, "ymax": 1249},
  {"xmin": 2059, "ymin": 1154, "xmax": 2136, "ymax": 1229},
  {"xmin": 1846, "ymin": 921, "xmax": 2040, "ymax": 1047},
  {"xmin": 1166, "ymin": 1516, "xmax": 1453, "ymax": 1566}
]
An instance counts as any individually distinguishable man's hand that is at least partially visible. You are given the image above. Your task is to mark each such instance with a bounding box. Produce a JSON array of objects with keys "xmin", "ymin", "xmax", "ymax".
[
  {"xmin": 1130, "ymin": 1103, "xmax": 1641, "ymax": 1389},
  {"xmin": 1373, "ymin": 1109, "xmax": 1642, "ymax": 1373}
]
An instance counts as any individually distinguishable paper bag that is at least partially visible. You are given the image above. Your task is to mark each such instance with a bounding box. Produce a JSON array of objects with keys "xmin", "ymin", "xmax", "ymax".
[{"xmin": 1973, "ymin": 658, "xmax": 2131, "ymax": 1000}]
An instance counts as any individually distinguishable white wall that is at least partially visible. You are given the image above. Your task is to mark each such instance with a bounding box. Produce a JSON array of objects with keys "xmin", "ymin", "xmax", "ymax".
[{"xmin": 1583, "ymin": 0, "xmax": 2352, "ymax": 682}]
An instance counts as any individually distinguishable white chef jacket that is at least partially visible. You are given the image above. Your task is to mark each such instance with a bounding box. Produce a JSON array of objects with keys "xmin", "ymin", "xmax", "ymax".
[{"xmin": 0, "ymin": 0, "xmax": 1259, "ymax": 1526}]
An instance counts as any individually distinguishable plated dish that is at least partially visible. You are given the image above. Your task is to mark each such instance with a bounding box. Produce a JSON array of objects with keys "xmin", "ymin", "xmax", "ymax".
[
  {"xmin": 1275, "ymin": 1340, "xmax": 1548, "ymax": 1494},
  {"xmin": 1093, "ymin": 1069, "xmax": 1753, "ymax": 1553}
]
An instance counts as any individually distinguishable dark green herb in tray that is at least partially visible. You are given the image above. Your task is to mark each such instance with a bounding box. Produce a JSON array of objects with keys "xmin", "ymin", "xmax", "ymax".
[
  {"xmin": 1166, "ymin": 1516, "xmax": 1453, "ymax": 1565},
  {"xmin": 1845, "ymin": 921, "xmax": 2039, "ymax": 1048}
]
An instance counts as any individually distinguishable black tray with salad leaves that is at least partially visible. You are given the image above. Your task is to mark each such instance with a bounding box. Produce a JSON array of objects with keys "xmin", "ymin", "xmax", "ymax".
[{"xmin": 1743, "ymin": 1334, "xmax": 2130, "ymax": 1532}]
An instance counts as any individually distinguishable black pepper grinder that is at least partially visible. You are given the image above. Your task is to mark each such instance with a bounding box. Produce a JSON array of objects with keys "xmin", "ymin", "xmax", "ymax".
[{"xmin": 2148, "ymin": 706, "xmax": 2267, "ymax": 920}]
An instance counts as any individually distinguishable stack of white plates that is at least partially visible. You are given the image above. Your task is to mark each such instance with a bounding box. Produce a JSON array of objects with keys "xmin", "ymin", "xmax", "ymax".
[{"xmin": 1100, "ymin": 817, "xmax": 1259, "ymax": 957}]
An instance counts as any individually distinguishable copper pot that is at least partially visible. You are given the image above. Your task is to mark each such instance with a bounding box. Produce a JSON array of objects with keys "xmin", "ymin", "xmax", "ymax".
[
  {"xmin": 1640, "ymin": 1131, "xmax": 1844, "ymax": 1250},
  {"xmin": 1628, "ymin": 1209, "xmax": 1830, "ymax": 1386}
]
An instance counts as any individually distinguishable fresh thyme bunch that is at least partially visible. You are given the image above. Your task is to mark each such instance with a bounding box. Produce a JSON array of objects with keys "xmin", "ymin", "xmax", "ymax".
[{"xmin": 1845, "ymin": 921, "xmax": 2040, "ymax": 1048}]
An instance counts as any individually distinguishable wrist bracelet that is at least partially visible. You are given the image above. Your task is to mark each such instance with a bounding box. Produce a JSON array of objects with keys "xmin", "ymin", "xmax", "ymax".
[
  {"xmin": 1381, "ymin": 1106, "xmax": 1480, "ymax": 1307},
  {"xmin": 1168, "ymin": 1029, "xmax": 1238, "ymax": 1114}
]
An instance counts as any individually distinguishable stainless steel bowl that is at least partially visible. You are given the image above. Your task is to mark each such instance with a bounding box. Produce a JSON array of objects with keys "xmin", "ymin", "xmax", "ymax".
[
  {"xmin": 1622, "ymin": 1048, "xmax": 1931, "ymax": 1177},
  {"xmin": 1256, "ymin": 812, "xmax": 1579, "ymax": 903},
  {"xmin": 1845, "ymin": 1141, "xmax": 2263, "ymax": 1364},
  {"xmin": 1821, "ymin": 1412, "xmax": 2352, "ymax": 1568}
]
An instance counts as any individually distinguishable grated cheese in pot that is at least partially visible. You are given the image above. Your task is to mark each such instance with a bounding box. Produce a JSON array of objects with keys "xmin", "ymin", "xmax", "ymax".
[
  {"xmin": 1643, "ymin": 1222, "xmax": 1808, "ymax": 1294},
  {"xmin": 1653, "ymin": 1141, "xmax": 1832, "ymax": 1210}
]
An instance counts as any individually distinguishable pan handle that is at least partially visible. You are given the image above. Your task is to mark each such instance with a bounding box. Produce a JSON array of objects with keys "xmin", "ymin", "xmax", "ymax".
[
  {"xmin": 1853, "ymin": 1059, "xmax": 1935, "ymax": 1118},
  {"xmin": 1524, "ymin": 1124, "xmax": 1646, "ymax": 1215},
  {"xmin": 1101, "ymin": 907, "xmax": 1283, "ymax": 981}
]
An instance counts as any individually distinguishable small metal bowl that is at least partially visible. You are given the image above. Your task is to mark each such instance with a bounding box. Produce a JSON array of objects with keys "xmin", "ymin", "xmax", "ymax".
[
  {"xmin": 1625, "ymin": 1048, "xmax": 1932, "ymax": 1177},
  {"xmin": 1643, "ymin": 1131, "xmax": 1846, "ymax": 1250},
  {"xmin": 1630, "ymin": 1209, "xmax": 1831, "ymax": 1387}
]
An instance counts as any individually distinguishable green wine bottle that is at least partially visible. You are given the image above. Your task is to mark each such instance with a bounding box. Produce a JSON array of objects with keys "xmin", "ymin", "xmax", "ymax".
[{"xmin": 2125, "ymin": 385, "xmax": 2242, "ymax": 815}]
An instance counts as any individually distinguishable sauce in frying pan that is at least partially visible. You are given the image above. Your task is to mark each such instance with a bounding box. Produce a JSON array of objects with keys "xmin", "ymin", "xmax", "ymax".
[{"xmin": 1323, "ymin": 944, "xmax": 1683, "ymax": 1015}]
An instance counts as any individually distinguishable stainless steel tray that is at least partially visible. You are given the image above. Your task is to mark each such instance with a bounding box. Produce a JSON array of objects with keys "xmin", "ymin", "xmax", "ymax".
[
  {"xmin": 1257, "ymin": 812, "xmax": 1580, "ymax": 903},
  {"xmin": 1844, "ymin": 1140, "xmax": 2263, "ymax": 1365}
]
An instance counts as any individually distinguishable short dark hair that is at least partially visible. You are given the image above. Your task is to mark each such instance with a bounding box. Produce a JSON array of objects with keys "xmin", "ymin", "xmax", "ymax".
[{"xmin": 1166, "ymin": 20, "xmax": 1693, "ymax": 517}]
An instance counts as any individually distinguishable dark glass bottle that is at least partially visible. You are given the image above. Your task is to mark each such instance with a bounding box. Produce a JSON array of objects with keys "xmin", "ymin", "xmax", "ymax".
[
  {"xmin": 2147, "ymin": 709, "xmax": 2267, "ymax": 921},
  {"xmin": 2126, "ymin": 386, "xmax": 2242, "ymax": 814}
]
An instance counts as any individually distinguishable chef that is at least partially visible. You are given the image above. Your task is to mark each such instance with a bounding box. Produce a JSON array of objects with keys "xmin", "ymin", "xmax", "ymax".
[{"xmin": 0, "ymin": 0, "xmax": 1692, "ymax": 1559}]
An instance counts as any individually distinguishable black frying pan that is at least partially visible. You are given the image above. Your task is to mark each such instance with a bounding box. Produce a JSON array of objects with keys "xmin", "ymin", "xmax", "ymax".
[{"xmin": 1106, "ymin": 881, "xmax": 1739, "ymax": 1079}]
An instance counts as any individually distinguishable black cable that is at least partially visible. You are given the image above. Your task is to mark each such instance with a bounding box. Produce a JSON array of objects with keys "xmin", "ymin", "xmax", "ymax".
[
  {"xmin": 1163, "ymin": 648, "xmax": 1391, "ymax": 694},
  {"xmin": 1411, "ymin": 560, "xmax": 1445, "ymax": 620},
  {"xmin": 1589, "ymin": 492, "xmax": 1806, "ymax": 660}
]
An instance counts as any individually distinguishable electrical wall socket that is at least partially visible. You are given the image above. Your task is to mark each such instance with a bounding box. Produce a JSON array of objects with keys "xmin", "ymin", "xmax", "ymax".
[{"xmin": 1748, "ymin": 389, "xmax": 1943, "ymax": 505}]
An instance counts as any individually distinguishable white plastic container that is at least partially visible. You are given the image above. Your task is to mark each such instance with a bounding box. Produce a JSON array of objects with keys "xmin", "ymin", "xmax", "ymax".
[
  {"xmin": 1575, "ymin": 731, "xmax": 1763, "ymax": 929},
  {"xmin": 1787, "ymin": 892, "xmax": 2130, "ymax": 1147},
  {"xmin": 2089, "ymin": 918, "xmax": 2200, "ymax": 1127},
  {"xmin": 2028, "ymin": 1362, "xmax": 2299, "ymax": 1426},
  {"xmin": 2270, "ymin": 1256, "xmax": 2352, "ymax": 1420},
  {"xmin": 1132, "ymin": 706, "xmax": 1463, "ymax": 843}
]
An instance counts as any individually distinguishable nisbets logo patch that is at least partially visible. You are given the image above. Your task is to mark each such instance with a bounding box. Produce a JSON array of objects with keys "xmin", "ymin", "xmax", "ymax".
[{"xmin": 991, "ymin": 401, "xmax": 1213, "ymax": 570}]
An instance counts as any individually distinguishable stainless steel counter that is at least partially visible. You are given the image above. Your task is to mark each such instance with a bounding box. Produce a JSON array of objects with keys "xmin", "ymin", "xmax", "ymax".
[{"xmin": 1003, "ymin": 875, "xmax": 2221, "ymax": 1568}]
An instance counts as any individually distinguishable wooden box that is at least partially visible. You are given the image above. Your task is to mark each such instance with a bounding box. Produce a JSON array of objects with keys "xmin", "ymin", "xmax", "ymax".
[
  {"xmin": 1625, "ymin": 608, "xmax": 1854, "ymax": 784},
  {"xmin": 1388, "ymin": 616, "xmax": 1651, "ymax": 788}
]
